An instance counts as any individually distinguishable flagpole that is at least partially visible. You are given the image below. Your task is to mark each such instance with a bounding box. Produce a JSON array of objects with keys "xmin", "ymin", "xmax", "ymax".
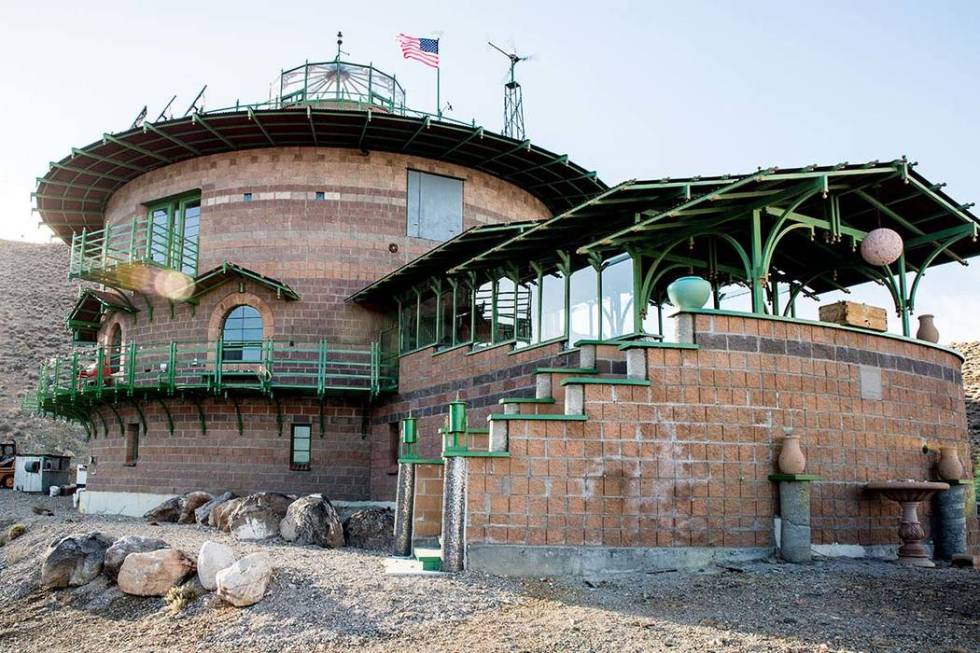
[{"xmin": 436, "ymin": 64, "xmax": 441, "ymax": 119}]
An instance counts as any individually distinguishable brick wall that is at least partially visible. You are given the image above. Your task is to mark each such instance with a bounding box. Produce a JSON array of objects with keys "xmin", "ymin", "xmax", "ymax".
[
  {"xmin": 413, "ymin": 463, "xmax": 444, "ymax": 539},
  {"xmin": 84, "ymin": 396, "xmax": 370, "ymax": 499},
  {"xmin": 464, "ymin": 312, "xmax": 976, "ymax": 551},
  {"xmin": 368, "ymin": 340, "xmax": 580, "ymax": 499}
]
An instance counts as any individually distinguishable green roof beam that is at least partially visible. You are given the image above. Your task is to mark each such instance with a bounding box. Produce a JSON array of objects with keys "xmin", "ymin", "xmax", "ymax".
[
  {"xmin": 102, "ymin": 133, "xmax": 173, "ymax": 164},
  {"xmin": 502, "ymin": 153, "xmax": 568, "ymax": 180},
  {"xmin": 35, "ymin": 178, "xmax": 112, "ymax": 195},
  {"xmin": 904, "ymin": 223, "xmax": 977, "ymax": 249},
  {"xmin": 400, "ymin": 116, "xmax": 431, "ymax": 152},
  {"xmin": 247, "ymin": 107, "xmax": 275, "ymax": 145},
  {"xmin": 441, "ymin": 126, "xmax": 484, "ymax": 157},
  {"xmin": 142, "ymin": 122, "xmax": 202, "ymax": 156},
  {"xmin": 907, "ymin": 175, "xmax": 980, "ymax": 226},
  {"xmin": 357, "ymin": 110, "xmax": 372, "ymax": 152},
  {"xmin": 192, "ymin": 113, "xmax": 237, "ymax": 149},
  {"xmin": 71, "ymin": 148, "xmax": 147, "ymax": 173},
  {"xmin": 31, "ymin": 193, "xmax": 104, "ymax": 205},
  {"xmin": 306, "ymin": 106, "xmax": 319, "ymax": 147},
  {"xmin": 48, "ymin": 161, "xmax": 130, "ymax": 184},
  {"xmin": 853, "ymin": 189, "xmax": 965, "ymax": 265},
  {"xmin": 763, "ymin": 206, "xmax": 866, "ymax": 240},
  {"xmin": 525, "ymin": 169, "xmax": 597, "ymax": 190},
  {"xmin": 475, "ymin": 139, "xmax": 531, "ymax": 168}
]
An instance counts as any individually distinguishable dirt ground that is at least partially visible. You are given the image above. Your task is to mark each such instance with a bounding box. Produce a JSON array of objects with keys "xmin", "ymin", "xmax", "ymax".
[{"xmin": 0, "ymin": 492, "xmax": 977, "ymax": 653}]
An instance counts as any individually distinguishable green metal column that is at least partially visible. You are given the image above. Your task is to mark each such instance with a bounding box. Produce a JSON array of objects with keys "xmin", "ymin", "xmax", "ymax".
[
  {"xmin": 750, "ymin": 208, "xmax": 765, "ymax": 314},
  {"xmin": 897, "ymin": 254, "xmax": 911, "ymax": 337}
]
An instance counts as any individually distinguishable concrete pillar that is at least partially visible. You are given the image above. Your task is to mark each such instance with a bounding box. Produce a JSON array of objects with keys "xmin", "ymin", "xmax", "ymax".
[
  {"xmin": 564, "ymin": 384, "xmax": 584, "ymax": 415},
  {"xmin": 441, "ymin": 455, "xmax": 468, "ymax": 572},
  {"xmin": 675, "ymin": 313, "xmax": 695, "ymax": 344},
  {"xmin": 579, "ymin": 344, "xmax": 596, "ymax": 369},
  {"xmin": 931, "ymin": 484, "xmax": 969, "ymax": 561},
  {"xmin": 625, "ymin": 348, "xmax": 646, "ymax": 379},
  {"xmin": 392, "ymin": 462, "xmax": 416, "ymax": 557},
  {"xmin": 535, "ymin": 373, "xmax": 552, "ymax": 400},
  {"xmin": 770, "ymin": 475, "xmax": 815, "ymax": 563},
  {"xmin": 488, "ymin": 418, "xmax": 508, "ymax": 452}
]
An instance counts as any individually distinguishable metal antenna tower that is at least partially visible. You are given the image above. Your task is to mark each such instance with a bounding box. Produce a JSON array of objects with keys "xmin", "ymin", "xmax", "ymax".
[{"xmin": 488, "ymin": 41, "xmax": 529, "ymax": 139}]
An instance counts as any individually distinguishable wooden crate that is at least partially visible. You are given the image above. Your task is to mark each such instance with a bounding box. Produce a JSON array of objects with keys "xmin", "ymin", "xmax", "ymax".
[{"xmin": 818, "ymin": 301, "xmax": 887, "ymax": 332}]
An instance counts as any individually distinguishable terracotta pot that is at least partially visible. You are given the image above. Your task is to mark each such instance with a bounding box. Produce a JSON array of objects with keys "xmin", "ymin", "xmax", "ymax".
[
  {"xmin": 777, "ymin": 428, "xmax": 806, "ymax": 475},
  {"xmin": 916, "ymin": 314, "xmax": 939, "ymax": 343},
  {"xmin": 666, "ymin": 276, "xmax": 712, "ymax": 311},
  {"xmin": 937, "ymin": 446, "xmax": 964, "ymax": 481}
]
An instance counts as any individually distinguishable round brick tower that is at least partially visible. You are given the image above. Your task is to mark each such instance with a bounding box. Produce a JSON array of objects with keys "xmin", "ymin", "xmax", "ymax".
[{"xmin": 31, "ymin": 57, "xmax": 604, "ymax": 513}]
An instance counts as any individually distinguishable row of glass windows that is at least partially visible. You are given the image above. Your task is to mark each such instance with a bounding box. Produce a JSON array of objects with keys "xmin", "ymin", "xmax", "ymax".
[{"xmin": 397, "ymin": 253, "xmax": 664, "ymax": 354}]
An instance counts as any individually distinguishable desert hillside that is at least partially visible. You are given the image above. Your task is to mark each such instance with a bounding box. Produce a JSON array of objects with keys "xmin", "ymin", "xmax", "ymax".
[{"xmin": 0, "ymin": 239, "xmax": 85, "ymax": 456}]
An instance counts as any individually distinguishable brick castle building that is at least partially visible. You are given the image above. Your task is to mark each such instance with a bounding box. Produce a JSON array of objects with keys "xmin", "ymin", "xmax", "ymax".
[{"xmin": 28, "ymin": 53, "xmax": 978, "ymax": 572}]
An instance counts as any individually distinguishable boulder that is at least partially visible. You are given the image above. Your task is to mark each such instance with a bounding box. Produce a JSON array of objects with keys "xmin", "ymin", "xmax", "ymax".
[
  {"xmin": 41, "ymin": 531, "xmax": 115, "ymax": 589},
  {"xmin": 195, "ymin": 491, "xmax": 237, "ymax": 525},
  {"xmin": 280, "ymin": 495, "xmax": 344, "ymax": 548},
  {"xmin": 198, "ymin": 541, "xmax": 237, "ymax": 591},
  {"xmin": 215, "ymin": 553, "xmax": 272, "ymax": 607},
  {"xmin": 143, "ymin": 496, "xmax": 182, "ymax": 523},
  {"xmin": 210, "ymin": 497, "xmax": 245, "ymax": 531},
  {"xmin": 228, "ymin": 493, "xmax": 294, "ymax": 541},
  {"xmin": 117, "ymin": 548, "xmax": 196, "ymax": 597},
  {"xmin": 178, "ymin": 491, "xmax": 214, "ymax": 524},
  {"xmin": 103, "ymin": 535, "xmax": 170, "ymax": 582},
  {"xmin": 343, "ymin": 507, "xmax": 395, "ymax": 551}
]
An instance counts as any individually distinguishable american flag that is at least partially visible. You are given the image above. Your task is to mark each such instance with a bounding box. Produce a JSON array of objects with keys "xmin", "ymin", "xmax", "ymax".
[{"xmin": 396, "ymin": 33, "xmax": 439, "ymax": 68}]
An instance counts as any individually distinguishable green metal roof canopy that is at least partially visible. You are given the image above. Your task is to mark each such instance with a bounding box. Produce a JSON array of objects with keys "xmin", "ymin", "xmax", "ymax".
[
  {"xmin": 181, "ymin": 261, "xmax": 300, "ymax": 303},
  {"xmin": 349, "ymin": 220, "xmax": 542, "ymax": 304},
  {"xmin": 450, "ymin": 159, "xmax": 980, "ymax": 295},
  {"xmin": 66, "ymin": 289, "xmax": 136, "ymax": 342},
  {"xmin": 34, "ymin": 109, "xmax": 604, "ymax": 243}
]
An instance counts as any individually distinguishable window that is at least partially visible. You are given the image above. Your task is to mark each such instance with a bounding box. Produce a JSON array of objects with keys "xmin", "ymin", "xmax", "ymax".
[
  {"xmin": 315, "ymin": 191, "xmax": 325, "ymax": 200},
  {"xmin": 108, "ymin": 324, "xmax": 123, "ymax": 374},
  {"xmin": 290, "ymin": 424, "xmax": 311, "ymax": 470},
  {"xmin": 146, "ymin": 193, "xmax": 201, "ymax": 275},
  {"xmin": 222, "ymin": 305, "xmax": 263, "ymax": 362},
  {"xmin": 540, "ymin": 271, "xmax": 566, "ymax": 342},
  {"xmin": 601, "ymin": 254, "xmax": 635, "ymax": 339},
  {"xmin": 406, "ymin": 170, "xmax": 463, "ymax": 241},
  {"xmin": 125, "ymin": 423, "xmax": 139, "ymax": 466},
  {"xmin": 569, "ymin": 265, "xmax": 599, "ymax": 343},
  {"xmin": 243, "ymin": 192, "xmax": 253, "ymax": 202}
]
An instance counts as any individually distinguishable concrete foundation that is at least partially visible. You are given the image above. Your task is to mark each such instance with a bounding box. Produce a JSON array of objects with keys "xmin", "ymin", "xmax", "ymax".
[
  {"xmin": 466, "ymin": 544, "xmax": 771, "ymax": 577},
  {"xmin": 777, "ymin": 480, "xmax": 812, "ymax": 562},
  {"xmin": 441, "ymin": 456, "xmax": 468, "ymax": 572},
  {"xmin": 393, "ymin": 462, "xmax": 416, "ymax": 557},
  {"xmin": 78, "ymin": 490, "xmax": 178, "ymax": 517},
  {"xmin": 931, "ymin": 484, "xmax": 969, "ymax": 561}
]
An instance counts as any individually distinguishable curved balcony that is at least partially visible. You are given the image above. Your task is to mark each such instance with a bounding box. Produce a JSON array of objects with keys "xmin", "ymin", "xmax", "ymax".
[
  {"xmin": 29, "ymin": 338, "xmax": 398, "ymax": 421},
  {"xmin": 68, "ymin": 216, "xmax": 198, "ymax": 291}
]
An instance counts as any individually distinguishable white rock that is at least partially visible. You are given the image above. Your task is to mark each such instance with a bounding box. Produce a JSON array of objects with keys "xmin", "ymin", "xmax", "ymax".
[
  {"xmin": 117, "ymin": 548, "xmax": 196, "ymax": 597},
  {"xmin": 198, "ymin": 540, "xmax": 237, "ymax": 591},
  {"xmin": 215, "ymin": 553, "xmax": 272, "ymax": 607}
]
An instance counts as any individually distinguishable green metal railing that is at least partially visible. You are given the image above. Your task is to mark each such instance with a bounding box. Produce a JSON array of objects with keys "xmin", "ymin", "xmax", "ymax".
[
  {"xmin": 28, "ymin": 338, "xmax": 397, "ymax": 421},
  {"xmin": 68, "ymin": 217, "xmax": 199, "ymax": 284}
]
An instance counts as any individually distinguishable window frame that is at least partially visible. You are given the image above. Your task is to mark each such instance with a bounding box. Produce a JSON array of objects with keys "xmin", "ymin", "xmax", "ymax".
[
  {"xmin": 405, "ymin": 169, "xmax": 464, "ymax": 241},
  {"xmin": 290, "ymin": 423, "xmax": 312, "ymax": 471},
  {"xmin": 144, "ymin": 190, "xmax": 202, "ymax": 275},
  {"xmin": 221, "ymin": 305, "xmax": 264, "ymax": 362}
]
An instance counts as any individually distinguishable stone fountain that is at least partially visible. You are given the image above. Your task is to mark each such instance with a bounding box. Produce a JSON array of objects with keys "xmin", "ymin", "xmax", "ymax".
[{"xmin": 865, "ymin": 480, "xmax": 949, "ymax": 567}]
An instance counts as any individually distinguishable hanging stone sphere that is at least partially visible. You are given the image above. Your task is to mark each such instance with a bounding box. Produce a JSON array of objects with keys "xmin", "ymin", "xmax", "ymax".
[{"xmin": 860, "ymin": 228, "xmax": 903, "ymax": 266}]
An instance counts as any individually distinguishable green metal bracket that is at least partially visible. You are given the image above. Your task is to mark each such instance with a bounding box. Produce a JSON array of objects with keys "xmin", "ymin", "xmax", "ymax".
[
  {"xmin": 231, "ymin": 396, "xmax": 244, "ymax": 436},
  {"xmin": 191, "ymin": 396, "xmax": 207, "ymax": 436},
  {"xmin": 130, "ymin": 400, "xmax": 147, "ymax": 435},
  {"xmin": 106, "ymin": 403, "xmax": 125, "ymax": 437},
  {"xmin": 156, "ymin": 398, "xmax": 174, "ymax": 435}
]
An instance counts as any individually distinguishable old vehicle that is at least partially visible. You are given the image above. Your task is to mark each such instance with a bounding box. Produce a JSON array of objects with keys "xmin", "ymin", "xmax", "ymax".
[{"xmin": 0, "ymin": 441, "xmax": 16, "ymax": 489}]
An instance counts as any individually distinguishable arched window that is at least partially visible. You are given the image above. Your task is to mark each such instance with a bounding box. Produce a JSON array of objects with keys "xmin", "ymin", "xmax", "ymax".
[
  {"xmin": 222, "ymin": 305, "xmax": 263, "ymax": 362},
  {"xmin": 108, "ymin": 324, "xmax": 123, "ymax": 374}
]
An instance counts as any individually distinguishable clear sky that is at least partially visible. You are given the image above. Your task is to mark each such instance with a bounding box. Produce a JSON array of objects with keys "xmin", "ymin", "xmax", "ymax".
[{"xmin": 1, "ymin": 1, "xmax": 978, "ymax": 340}]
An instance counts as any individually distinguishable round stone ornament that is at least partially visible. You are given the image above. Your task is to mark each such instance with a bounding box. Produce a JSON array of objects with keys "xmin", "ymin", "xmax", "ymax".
[{"xmin": 860, "ymin": 227, "xmax": 903, "ymax": 266}]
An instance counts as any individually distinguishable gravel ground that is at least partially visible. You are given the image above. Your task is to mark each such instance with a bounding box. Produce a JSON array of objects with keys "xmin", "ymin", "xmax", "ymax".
[{"xmin": 0, "ymin": 492, "xmax": 977, "ymax": 653}]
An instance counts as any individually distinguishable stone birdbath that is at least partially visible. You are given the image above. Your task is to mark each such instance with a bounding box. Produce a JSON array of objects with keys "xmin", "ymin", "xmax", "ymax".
[{"xmin": 865, "ymin": 480, "xmax": 950, "ymax": 567}]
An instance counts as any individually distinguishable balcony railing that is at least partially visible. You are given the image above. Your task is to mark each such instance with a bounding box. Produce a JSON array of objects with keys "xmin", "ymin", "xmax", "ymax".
[
  {"xmin": 68, "ymin": 217, "xmax": 199, "ymax": 288},
  {"xmin": 29, "ymin": 338, "xmax": 397, "ymax": 420}
]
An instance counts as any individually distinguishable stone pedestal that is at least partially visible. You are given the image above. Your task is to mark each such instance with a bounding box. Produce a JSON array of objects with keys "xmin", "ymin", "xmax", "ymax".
[
  {"xmin": 931, "ymin": 482, "xmax": 970, "ymax": 561},
  {"xmin": 441, "ymin": 456, "xmax": 468, "ymax": 572},
  {"xmin": 392, "ymin": 462, "xmax": 416, "ymax": 557},
  {"xmin": 769, "ymin": 474, "xmax": 818, "ymax": 563}
]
